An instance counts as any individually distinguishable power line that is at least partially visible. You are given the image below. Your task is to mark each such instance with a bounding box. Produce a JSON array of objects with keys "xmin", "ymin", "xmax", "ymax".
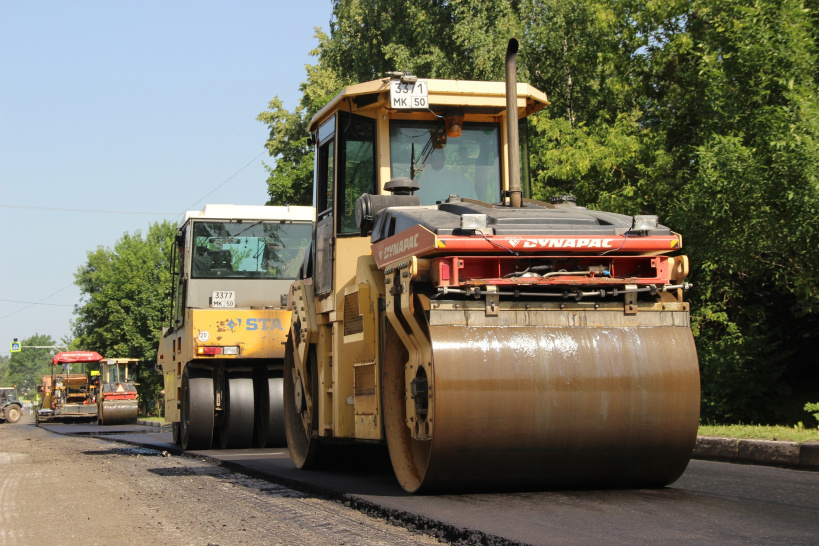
[
  {"xmin": 0, "ymin": 284, "xmax": 75, "ymax": 321},
  {"xmin": 1, "ymin": 151, "xmax": 270, "ymax": 323},
  {"xmin": 177, "ymin": 150, "xmax": 268, "ymax": 220},
  {"xmin": 0, "ymin": 299, "xmax": 73, "ymax": 307},
  {"xmin": 0, "ymin": 204, "xmax": 178, "ymax": 215},
  {"xmin": 2, "ymin": 151, "xmax": 270, "ymax": 222}
]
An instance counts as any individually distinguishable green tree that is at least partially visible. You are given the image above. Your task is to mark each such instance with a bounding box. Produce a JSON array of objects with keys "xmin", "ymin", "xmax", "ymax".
[
  {"xmin": 262, "ymin": 0, "xmax": 819, "ymax": 423},
  {"xmin": 662, "ymin": 0, "xmax": 819, "ymax": 422},
  {"xmin": 5, "ymin": 334, "xmax": 57, "ymax": 398},
  {"xmin": 258, "ymin": 30, "xmax": 342, "ymax": 206},
  {"xmin": 0, "ymin": 354, "xmax": 9, "ymax": 386},
  {"xmin": 257, "ymin": 0, "xmax": 516, "ymax": 206},
  {"xmin": 73, "ymin": 221, "xmax": 176, "ymax": 415}
]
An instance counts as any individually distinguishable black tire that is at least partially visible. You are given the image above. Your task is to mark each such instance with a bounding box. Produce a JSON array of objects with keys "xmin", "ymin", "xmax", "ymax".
[
  {"xmin": 253, "ymin": 367, "xmax": 267, "ymax": 448},
  {"xmin": 181, "ymin": 366, "xmax": 214, "ymax": 450},
  {"xmin": 255, "ymin": 370, "xmax": 285, "ymax": 448},
  {"xmin": 218, "ymin": 373, "xmax": 254, "ymax": 449}
]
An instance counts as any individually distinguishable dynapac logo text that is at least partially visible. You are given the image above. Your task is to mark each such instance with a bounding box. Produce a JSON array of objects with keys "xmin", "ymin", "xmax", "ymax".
[
  {"xmin": 507, "ymin": 238, "xmax": 616, "ymax": 249},
  {"xmin": 378, "ymin": 233, "xmax": 420, "ymax": 262}
]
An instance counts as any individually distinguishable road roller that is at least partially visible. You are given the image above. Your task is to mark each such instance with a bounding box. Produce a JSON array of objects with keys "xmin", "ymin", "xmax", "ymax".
[
  {"xmin": 157, "ymin": 204, "xmax": 314, "ymax": 450},
  {"xmin": 97, "ymin": 358, "xmax": 140, "ymax": 425},
  {"xmin": 284, "ymin": 39, "xmax": 700, "ymax": 493},
  {"xmin": 37, "ymin": 351, "xmax": 102, "ymax": 424}
]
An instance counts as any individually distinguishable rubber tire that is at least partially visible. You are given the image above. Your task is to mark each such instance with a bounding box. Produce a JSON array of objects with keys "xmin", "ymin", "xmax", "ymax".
[
  {"xmin": 5, "ymin": 406, "xmax": 21, "ymax": 424},
  {"xmin": 218, "ymin": 373, "xmax": 254, "ymax": 449},
  {"xmin": 266, "ymin": 377, "xmax": 286, "ymax": 446},
  {"xmin": 255, "ymin": 373, "xmax": 286, "ymax": 448},
  {"xmin": 181, "ymin": 367, "xmax": 214, "ymax": 451},
  {"xmin": 253, "ymin": 368, "xmax": 269, "ymax": 448}
]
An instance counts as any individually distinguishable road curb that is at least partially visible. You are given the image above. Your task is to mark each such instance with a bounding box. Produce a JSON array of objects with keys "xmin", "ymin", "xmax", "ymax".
[
  {"xmin": 136, "ymin": 419, "xmax": 171, "ymax": 428},
  {"xmin": 130, "ymin": 424, "xmax": 819, "ymax": 471},
  {"xmin": 694, "ymin": 436, "xmax": 819, "ymax": 471}
]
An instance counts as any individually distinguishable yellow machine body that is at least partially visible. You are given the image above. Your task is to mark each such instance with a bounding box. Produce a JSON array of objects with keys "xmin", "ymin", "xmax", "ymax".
[
  {"xmin": 160, "ymin": 307, "xmax": 290, "ymax": 422},
  {"xmin": 283, "ymin": 50, "xmax": 700, "ymax": 493},
  {"xmin": 156, "ymin": 204, "xmax": 314, "ymax": 450}
]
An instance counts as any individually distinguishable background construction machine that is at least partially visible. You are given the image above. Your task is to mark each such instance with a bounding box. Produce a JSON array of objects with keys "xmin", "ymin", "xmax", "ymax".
[
  {"xmin": 97, "ymin": 358, "xmax": 139, "ymax": 425},
  {"xmin": 284, "ymin": 40, "xmax": 700, "ymax": 493},
  {"xmin": 157, "ymin": 204, "xmax": 314, "ymax": 450},
  {"xmin": 0, "ymin": 387, "xmax": 23, "ymax": 424},
  {"xmin": 37, "ymin": 351, "xmax": 102, "ymax": 424}
]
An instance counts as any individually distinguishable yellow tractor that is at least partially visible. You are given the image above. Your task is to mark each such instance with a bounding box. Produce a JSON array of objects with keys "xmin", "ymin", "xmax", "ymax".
[
  {"xmin": 285, "ymin": 40, "xmax": 700, "ymax": 492},
  {"xmin": 157, "ymin": 204, "xmax": 314, "ymax": 450}
]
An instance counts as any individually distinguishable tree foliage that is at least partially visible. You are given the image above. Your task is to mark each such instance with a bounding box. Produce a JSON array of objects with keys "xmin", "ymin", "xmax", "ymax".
[
  {"xmin": 257, "ymin": 30, "xmax": 343, "ymax": 206},
  {"xmin": 261, "ymin": 0, "xmax": 818, "ymax": 424},
  {"xmin": 4, "ymin": 334, "xmax": 57, "ymax": 398},
  {"xmin": 0, "ymin": 355, "xmax": 9, "ymax": 386},
  {"xmin": 73, "ymin": 221, "xmax": 176, "ymax": 413}
]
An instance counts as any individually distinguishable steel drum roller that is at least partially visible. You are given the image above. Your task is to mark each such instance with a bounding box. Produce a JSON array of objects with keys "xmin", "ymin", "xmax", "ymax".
[
  {"xmin": 99, "ymin": 401, "xmax": 138, "ymax": 426},
  {"xmin": 384, "ymin": 324, "xmax": 700, "ymax": 493}
]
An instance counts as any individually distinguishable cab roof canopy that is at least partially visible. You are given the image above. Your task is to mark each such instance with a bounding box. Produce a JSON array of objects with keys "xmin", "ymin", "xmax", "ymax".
[
  {"xmin": 101, "ymin": 358, "xmax": 140, "ymax": 364},
  {"xmin": 182, "ymin": 204, "xmax": 315, "ymax": 225},
  {"xmin": 52, "ymin": 351, "xmax": 104, "ymax": 365},
  {"xmin": 308, "ymin": 78, "xmax": 550, "ymax": 132}
]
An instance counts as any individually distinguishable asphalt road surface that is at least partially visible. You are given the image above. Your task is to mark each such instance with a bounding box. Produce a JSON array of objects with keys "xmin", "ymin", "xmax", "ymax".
[
  {"xmin": 0, "ymin": 416, "xmax": 439, "ymax": 546},
  {"xmin": 7, "ymin": 418, "xmax": 819, "ymax": 545}
]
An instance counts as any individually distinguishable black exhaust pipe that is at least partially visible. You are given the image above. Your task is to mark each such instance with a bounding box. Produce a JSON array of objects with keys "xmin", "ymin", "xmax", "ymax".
[{"xmin": 505, "ymin": 38, "xmax": 522, "ymax": 208}]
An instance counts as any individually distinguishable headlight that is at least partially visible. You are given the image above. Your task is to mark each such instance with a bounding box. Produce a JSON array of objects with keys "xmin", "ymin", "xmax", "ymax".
[{"xmin": 632, "ymin": 215, "xmax": 659, "ymax": 232}]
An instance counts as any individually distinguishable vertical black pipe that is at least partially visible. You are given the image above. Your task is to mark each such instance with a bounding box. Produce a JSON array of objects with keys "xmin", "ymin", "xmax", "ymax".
[{"xmin": 505, "ymin": 38, "xmax": 522, "ymax": 208}]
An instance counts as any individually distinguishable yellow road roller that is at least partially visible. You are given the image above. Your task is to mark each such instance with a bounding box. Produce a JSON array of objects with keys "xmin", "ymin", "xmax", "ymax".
[
  {"xmin": 285, "ymin": 40, "xmax": 699, "ymax": 493},
  {"xmin": 97, "ymin": 358, "xmax": 139, "ymax": 425},
  {"xmin": 157, "ymin": 204, "xmax": 314, "ymax": 450}
]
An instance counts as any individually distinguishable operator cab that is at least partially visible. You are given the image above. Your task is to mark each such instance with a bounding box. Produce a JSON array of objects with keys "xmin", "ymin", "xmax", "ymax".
[
  {"xmin": 166, "ymin": 204, "xmax": 314, "ymax": 333},
  {"xmin": 100, "ymin": 358, "xmax": 138, "ymax": 394},
  {"xmin": 0, "ymin": 388, "xmax": 17, "ymax": 403},
  {"xmin": 306, "ymin": 76, "xmax": 549, "ymax": 294},
  {"xmin": 309, "ymin": 76, "xmax": 549, "ymax": 234}
]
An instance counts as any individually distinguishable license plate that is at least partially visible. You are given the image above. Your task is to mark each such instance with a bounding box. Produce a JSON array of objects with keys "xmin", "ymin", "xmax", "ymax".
[
  {"xmin": 211, "ymin": 291, "xmax": 235, "ymax": 308},
  {"xmin": 390, "ymin": 79, "xmax": 428, "ymax": 109}
]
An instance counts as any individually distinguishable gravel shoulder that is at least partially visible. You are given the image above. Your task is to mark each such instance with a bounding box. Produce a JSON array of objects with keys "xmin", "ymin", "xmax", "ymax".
[{"xmin": 0, "ymin": 416, "xmax": 441, "ymax": 545}]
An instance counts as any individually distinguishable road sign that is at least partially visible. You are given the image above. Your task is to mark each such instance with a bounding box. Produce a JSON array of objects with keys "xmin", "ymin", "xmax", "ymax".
[{"xmin": 10, "ymin": 341, "xmax": 21, "ymax": 352}]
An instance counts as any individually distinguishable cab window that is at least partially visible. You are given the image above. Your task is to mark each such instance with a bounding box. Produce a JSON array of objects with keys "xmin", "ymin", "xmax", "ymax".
[
  {"xmin": 390, "ymin": 121, "xmax": 501, "ymax": 205},
  {"xmin": 337, "ymin": 112, "xmax": 376, "ymax": 234}
]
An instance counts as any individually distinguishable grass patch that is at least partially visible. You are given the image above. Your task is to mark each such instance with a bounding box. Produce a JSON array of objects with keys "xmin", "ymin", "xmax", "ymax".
[{"xmin": 699, "ymin": 424, "xmax": 819, "ymax": 443}]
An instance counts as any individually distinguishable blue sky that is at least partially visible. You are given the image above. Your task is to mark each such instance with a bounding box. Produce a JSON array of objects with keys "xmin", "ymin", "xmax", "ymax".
[{"xmin": 0, "ymin": 0, "xmax": 334, "ymax": 355}]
